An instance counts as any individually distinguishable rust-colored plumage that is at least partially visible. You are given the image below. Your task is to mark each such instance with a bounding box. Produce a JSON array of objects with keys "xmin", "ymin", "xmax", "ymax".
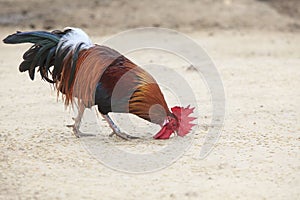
[
  {"xmin": 58, "ymin": 44, "xmax": 171, "ymax": 125},
  {"xmin": 59, "ymin": 45, "xmax": 121, "ymax": 107},
  {"xmin": 3, "ymin": 27, "xmax": 196, "ymax": 139}
]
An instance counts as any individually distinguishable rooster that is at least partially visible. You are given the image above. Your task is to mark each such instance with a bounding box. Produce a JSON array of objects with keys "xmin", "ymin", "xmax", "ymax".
[{"xmin": 3, "ymin": 27, "xmax": 196, "ymax": 139}]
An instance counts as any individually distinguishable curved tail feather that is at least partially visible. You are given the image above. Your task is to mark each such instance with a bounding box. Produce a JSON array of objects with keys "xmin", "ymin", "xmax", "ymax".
[
  {"xmin": 3, "ymin": 30, "xmax": 64, "ymax": 81},
  {"xmin": 2, "ymin": 28, "xmax": 93, "ymax": 84}
]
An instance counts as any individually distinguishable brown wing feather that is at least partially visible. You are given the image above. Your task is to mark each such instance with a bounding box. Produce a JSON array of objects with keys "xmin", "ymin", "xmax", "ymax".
[
  {"xmin": 58, "ymin": 45, "xmax": 121, "ymax": 107},
  {"xmin": 58, "ymin": 44, "xmax": 170, "ymax": 124}
]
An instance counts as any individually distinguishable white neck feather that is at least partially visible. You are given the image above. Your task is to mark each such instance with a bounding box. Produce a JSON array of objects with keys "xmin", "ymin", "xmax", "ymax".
[{"xmin": 57, "ymin": 27, "xmax": 94, "ymax": 52}]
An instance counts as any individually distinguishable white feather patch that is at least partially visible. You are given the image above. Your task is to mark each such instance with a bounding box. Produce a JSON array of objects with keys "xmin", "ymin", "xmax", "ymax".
[{"xmin": 57, "ymin": 27, "xmax": 94, "ymax": 53}]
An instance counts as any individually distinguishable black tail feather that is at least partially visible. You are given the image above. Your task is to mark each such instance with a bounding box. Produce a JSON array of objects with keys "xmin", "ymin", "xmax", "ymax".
[
  {"xmin": 3, "ymin": 28, "xmax": 93, "ymax": 91},
  {"xmin": 2, "ymin": 30, "xmax": 65, "ymax": 82},
  {"xmin": 3, "ymin": 31, "xmax": 60, "ymax": 44}
]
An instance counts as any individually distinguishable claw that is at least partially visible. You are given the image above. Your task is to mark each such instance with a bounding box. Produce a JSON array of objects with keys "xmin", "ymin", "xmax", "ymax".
[
  {"xmin": 72, "ymin": 126, "xmax": 96, "ymax": 138},
  {"xmin": 109, "ymin": 131, "xmax": 139, "ymax": 140},
  {"xmin": 102, "ymin": 114, "xmax": 139, "ymax": 140},
  {"xmin": 66, "ymin": 124, "xmax": 74, "ymax": 128},
  {"xmin": 67, "ymin": 117, "xmax": 95, "ymax": 138},
  {"xmin": 66, "ymin": 101, "xmax": 90, "ymax": 138}
]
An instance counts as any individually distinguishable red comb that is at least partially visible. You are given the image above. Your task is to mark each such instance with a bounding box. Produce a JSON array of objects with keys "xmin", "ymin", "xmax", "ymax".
[{"xmin": 171, "ymin": 105, "xmax": 196, "ymax": 137}]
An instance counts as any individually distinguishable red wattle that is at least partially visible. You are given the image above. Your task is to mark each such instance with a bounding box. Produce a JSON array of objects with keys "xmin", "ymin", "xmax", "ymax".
[{"xmin": 153, "ymin": 125, "xmax": 174, "ymax": 139}]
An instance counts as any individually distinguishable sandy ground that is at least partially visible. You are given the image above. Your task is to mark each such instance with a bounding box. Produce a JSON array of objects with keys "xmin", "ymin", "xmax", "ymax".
[
  {"xmin": 1, "ymin": 0, "xmax": 300, "ymax": 199},
  {"xmin": 0, "ymin": 27, "xmax": 299, "ymax": 199}
]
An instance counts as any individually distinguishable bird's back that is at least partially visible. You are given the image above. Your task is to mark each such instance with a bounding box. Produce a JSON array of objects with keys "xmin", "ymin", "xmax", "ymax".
[{"xmin": 93, "ymin": 51, "xmax": 171, "ymax": 125}]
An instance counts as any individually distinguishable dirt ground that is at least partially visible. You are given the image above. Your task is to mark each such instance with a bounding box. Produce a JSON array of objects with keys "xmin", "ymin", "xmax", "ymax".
[
  {"xmin": 0, "ymin": 0, "xmax": 299, "ymax": 200},
  {"xmin": 0, "ymin": 0, "xmax": 300, "ymax": 34}
]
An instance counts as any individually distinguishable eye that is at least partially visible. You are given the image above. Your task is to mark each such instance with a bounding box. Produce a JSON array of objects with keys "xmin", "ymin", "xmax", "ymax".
[
  {"xmin": 167, "ymin": 117, "xmax": 178, "ymax": 129},
  {"xmin": 172, "ymin": 121, "xmax": 177, "ymax": 128}
]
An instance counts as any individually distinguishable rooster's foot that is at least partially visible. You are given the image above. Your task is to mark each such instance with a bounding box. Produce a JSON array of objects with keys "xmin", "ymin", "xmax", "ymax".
[
  {"xmin": 66, "ymin": 123, "xmax": 75, "ymax": 128},
  {"xmin": 73, "ymin": 127, "xmax": 96, "ymax": 138},
  {"xmin": 109, "ymin": 131, "xmax": 139, "ymax": 140},
  {"xmin": 67, "ymin": 124, "xmax": 95, "ymax": 138},
  {"xmin": 102, "ymin": 114, "xmax": 139, "ymax": 140}
]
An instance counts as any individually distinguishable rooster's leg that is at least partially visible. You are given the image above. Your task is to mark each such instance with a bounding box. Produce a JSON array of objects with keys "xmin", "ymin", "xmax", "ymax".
[
  {"xmin": 67, "ymin": 102, "xmax": 95, "ymax": 138},
  {"xmin": 101, "ymin": 114, "xmax": 139, "ymax": 140}
]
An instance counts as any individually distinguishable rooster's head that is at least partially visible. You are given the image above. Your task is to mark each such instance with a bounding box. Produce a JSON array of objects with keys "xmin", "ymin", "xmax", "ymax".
[{"xmin": 153, "ymin": 105, "xmax": 196, "ymax": 139}]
